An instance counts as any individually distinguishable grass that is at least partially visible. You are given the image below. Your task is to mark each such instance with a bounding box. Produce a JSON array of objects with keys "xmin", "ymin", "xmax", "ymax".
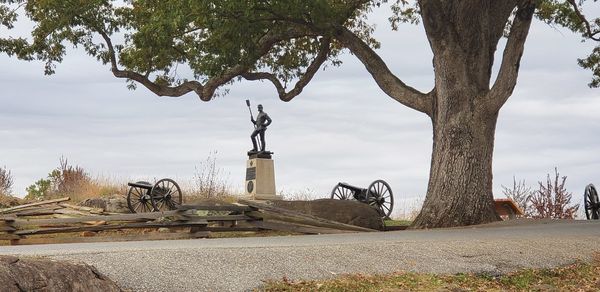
[
  {"xmin": 261, "ymin": 255, "xmax": 600, "ymax": 291},
  {"xmin": 0, "ymin": 193, "xmax": 24, "ymax": 208},
  {"xmin": 384, "ymin": 219, "xmax": 412, "ymax": 227}
]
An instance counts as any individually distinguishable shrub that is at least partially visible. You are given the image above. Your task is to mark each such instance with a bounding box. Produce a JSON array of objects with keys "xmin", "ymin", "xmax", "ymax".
[
  {"xmin": 50, "ymin": 157, "xmax": 91, "ymax": 195},
  {"xmin": 188, "ymin": 151, "xmax": 235, "ymax": 202},
  {"xmin": 25, "ymin": 157, "xmax": 124, "ymax": 202},
  {"xmin": 0, "ymin": 166, "xmax": 14, "ymax": 196},
  {"xmin": 529, "ymin": 168, "xmax": 579, "ymax": 219},
  {"xmin": 501, "ymin": 176, "xmax": 533, "ymax": 217},
  {"xmin": 25, "ymin": 178, "xmax": 52, "ymax": 201}
]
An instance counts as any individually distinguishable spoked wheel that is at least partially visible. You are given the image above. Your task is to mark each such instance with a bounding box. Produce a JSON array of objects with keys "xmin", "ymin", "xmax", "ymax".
[
  {"xmin": 584, "ymin": 184, "xmax": 600, "ymax": 220},
  {"xmin": 330, "ymin": 183, "xmax": 354, "ymax": 200},
  {"xmin": 127, "ymin": 181, "xmax": 154, "ymax": 213},
  {"xmin": 366, "ymin": 179, "xmax": 394, "ymax": 219},
  {"xmin": 150, "ymin": 178, "xmax": 183, "ymax": 211}
]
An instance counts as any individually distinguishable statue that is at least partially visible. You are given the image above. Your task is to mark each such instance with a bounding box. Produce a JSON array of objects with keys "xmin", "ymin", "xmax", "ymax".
[{"xmin": 246, "ymin": 101, "xmax": 272, "ymax": 154}]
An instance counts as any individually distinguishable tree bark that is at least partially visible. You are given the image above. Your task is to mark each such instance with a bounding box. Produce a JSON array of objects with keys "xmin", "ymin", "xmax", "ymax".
[{"xmin": 412, "ymin": 108, "xmax": 500, "ymax": 228}]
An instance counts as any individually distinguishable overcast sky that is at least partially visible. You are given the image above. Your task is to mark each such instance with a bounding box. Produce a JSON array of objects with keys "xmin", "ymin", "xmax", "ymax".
[{"xmin": 1, "ymin": 5, "xmax": 599, "ymax": 218}]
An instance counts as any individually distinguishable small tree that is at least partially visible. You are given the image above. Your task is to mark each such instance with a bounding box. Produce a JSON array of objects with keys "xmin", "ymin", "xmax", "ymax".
[
  {"xmin": 501, "ymin": 176, "xmax": 533, "ymax": 217},
  {"xmin": 25, "ymin": 178, "xmax": 51, "ymax": 201},
  {"xmin": 0, "ymin": 166, "xmax": 14, "ymax": 196},
  {"xmin": 529, "ymin": 168, "xmax": 579, "ymax": 219}
]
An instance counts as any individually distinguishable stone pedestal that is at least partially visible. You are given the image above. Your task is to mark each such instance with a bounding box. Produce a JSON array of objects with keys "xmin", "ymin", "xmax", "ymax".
[{"xmin": 245, "ymin": 156, "xmax": 280, "ymax": 200}]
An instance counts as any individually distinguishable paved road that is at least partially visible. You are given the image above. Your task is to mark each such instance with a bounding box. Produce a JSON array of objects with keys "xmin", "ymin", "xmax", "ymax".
[{"xmin": 1, "ymin": 219, "xmax": 599, "ymax": 291}]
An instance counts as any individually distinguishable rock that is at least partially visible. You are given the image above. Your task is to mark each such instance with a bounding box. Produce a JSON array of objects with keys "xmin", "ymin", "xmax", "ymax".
[
  {"xmin": 0, "ymin": 255, "xmax": 121, "ymax": 292},
  {"xmin": 79, "ymin": 194, "xmax": 129, "ymax": 213},
  {"xmin": 271, "ymin": 199, "xmax": 384, "ymax": 230}
]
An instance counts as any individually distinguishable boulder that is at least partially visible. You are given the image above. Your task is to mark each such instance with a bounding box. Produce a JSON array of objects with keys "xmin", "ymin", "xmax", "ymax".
[
  {"xmin": 79, "ymin": 194, "xmax": 129, "ymax": 213},
  {"xmin": 0, "ymin": 256, "xmax": 121, "ymax": 292},
  {"xmin": 271, "ymin": 199, "xmax": 384, "ymax": 230}
]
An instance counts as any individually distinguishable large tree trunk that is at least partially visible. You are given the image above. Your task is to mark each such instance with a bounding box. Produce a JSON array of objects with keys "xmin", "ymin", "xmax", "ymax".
[
  {"xmin": 410, "ymin": 43, "xmax": 502, "ymax": 228},
  {"xmin": 412, "ymin": 106, "xmax": 500, "ymax": 228},
  {"xmin": 410, "ymin": 0, "xmax": 529, "ymax": 228}
]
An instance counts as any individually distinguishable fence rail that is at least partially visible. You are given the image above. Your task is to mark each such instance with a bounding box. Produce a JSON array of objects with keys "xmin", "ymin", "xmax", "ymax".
[{"xmin": 0, "ymin": 197, "xmax": 375, "ymax": 245}]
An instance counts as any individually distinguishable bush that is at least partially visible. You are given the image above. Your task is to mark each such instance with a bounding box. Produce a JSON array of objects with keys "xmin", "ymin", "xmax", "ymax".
[
  {"xmin": 501, "ymin": 176, "xmax": 533, "ymax": 217},
  {"xmin": 529, "ymin": 168, "xmax": 579, "ymax": 219},
  {"xmin": 25, "ymin": 157, "xmax": 124, "ymax": 202},
  {"xmin": 186, "ymin": 152, "xmax": 237, "ymax": 203},
  {"xmin": 0, "ymin": 166, "xmax": 14, "ymax": 196},
  {"xmin": 191, "ymin": 152, "xmax": 233, "ymax": 199},
  {"xmin": 25, "ymin": 178, "xmax": 52, "ymax": 201},
  {"xmin": 50, "ymin": 157, "xmax": 91, "ymax": 195}
]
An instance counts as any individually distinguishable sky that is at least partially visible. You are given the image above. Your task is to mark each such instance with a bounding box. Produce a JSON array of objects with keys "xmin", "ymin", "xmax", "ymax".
[{"xmin": 1, "ymin": 4, "xmax": 599, "ymax": 218}]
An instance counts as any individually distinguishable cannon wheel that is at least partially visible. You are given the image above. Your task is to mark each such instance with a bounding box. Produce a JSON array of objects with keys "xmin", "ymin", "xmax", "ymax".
[
  {"xmin": 367, "ymin": 179, "xmax": 394, "ymax": 219},
  {"xmin": 585, "ymin": 184, "xmax": 600, "ymax": 220},
  {"xmin": 127, "ymin": 181, "xmax": 154, "ymax": 213},
  {"xmin": 150, "ymin": 178, "xmax": 183, "ymax": 211},
  {"xmin": 330, "ymin": 183, "xmax": 354, "ymax": 200}
]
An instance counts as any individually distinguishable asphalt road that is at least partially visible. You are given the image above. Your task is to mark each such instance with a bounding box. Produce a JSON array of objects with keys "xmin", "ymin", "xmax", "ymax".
[{"xmin": 1, "ymin": 219, "xmax": 599, "ymax": 291}]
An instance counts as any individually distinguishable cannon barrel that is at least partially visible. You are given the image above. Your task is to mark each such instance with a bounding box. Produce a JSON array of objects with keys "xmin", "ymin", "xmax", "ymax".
[{"xmin": 337, "ymin": 182, "xmax": 365, "ymax": 192}]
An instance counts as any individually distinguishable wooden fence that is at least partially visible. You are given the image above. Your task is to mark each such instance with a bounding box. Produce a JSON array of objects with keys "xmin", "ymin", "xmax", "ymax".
[{"xmin": 0, "ymin": 198, "xmax": 376, "ymax": 245}]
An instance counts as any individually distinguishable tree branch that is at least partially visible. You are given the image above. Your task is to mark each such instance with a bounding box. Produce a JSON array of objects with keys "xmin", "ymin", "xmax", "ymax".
[
  {"xmin": 333, "ymin": 25, "xmax": 432, "ymax": 116},
  {"xmin": 97, "ymin": 28, "xmax": 205, "ymax": 98},
  {"xmin": 241, "ymin": 37, "xmax": 331, "ymax": 102},
  {"xmin": 96, "ymin": 26, "xmax": 317, "ymax": 101},
  {"xmin": 488, "ymin": 0, "xmax": 536, "ymax": 112},
  {"xmin": 566, "ymin": 0, "xmax": 600, "ymax": 41}
]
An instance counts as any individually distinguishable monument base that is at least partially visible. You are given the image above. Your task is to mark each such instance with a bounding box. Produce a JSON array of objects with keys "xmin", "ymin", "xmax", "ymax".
[{"xmin": 245, "ymin": 156, "xmax": 279, "ymax": 200}]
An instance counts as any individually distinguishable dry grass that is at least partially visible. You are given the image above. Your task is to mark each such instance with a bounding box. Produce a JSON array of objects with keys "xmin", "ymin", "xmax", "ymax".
[
  {"xmin": 262, "ymin": 254, "xmax": 600, "ymax": 291},
  {"xmin": 279, "ymin": 188, "xmax": 318, "ymax": 201},
  {"xmin": 0, "ymin": 194, "xmax": 24, "ymax": 208}
]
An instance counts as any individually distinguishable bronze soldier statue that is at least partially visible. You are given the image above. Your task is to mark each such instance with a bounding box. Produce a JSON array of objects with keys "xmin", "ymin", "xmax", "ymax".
[{"xmin": 250, "ymin": 104, "xmax": 272, "ymax": 153}]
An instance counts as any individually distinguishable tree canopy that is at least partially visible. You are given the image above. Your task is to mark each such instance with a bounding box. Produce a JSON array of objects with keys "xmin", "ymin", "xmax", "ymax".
[{"xmin": 1, "ymin": 1, "xmax": 597, "ymax": 99}]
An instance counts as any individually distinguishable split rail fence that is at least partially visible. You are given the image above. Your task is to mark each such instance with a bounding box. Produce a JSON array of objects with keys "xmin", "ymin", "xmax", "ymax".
[{"xmin": 0, "ymin": 198, "xmax": 376, "ymax": 245}]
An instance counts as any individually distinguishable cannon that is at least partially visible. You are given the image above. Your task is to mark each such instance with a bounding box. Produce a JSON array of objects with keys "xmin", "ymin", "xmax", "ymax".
[
  {"xmin": 330, "ymin": 179, "xmax": 394, "ymax": 219},
  {"xmin": 126, "ymin": 178, "xmax": 183, "ymax": 213},
  {"xmin": 584, "ymin": 184, "xmax": 599, "ymax": 220}
]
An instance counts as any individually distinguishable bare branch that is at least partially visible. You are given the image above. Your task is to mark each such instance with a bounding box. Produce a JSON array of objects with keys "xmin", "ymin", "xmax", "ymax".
[
  {"xmin": 488, "ymin": 0, "xmax": 536, "ymax": 112},
  {"xmin": 333, "ymin": 26, "xmax": 432, "ymax": 115},
  {"xmin": 241, "ymin": 37, "xmax": 331, "ymax": 102}
]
